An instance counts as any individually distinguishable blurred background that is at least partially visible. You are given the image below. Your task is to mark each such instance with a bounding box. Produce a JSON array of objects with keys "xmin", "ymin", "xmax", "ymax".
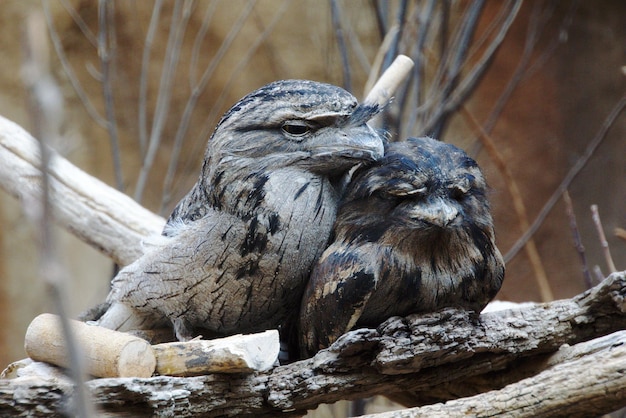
[{"xmin": 0, "ymin": 1, "xmax": 624, "ymax": 415}]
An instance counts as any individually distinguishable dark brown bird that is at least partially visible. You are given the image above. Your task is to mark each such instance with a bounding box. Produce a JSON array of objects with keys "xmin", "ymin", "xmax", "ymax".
[
  {"xmin": 95, "ymin": 80, "xmax": 384, "ymax": 341},
  {"xmin": 299, "ymin": 137, "xmax": 505, "ymax": 357}
]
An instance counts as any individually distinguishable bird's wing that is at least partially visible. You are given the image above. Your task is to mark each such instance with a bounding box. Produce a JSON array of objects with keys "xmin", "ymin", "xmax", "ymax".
[
  {"xmin": 299, "ymin": 241, "xmax": 379, "ymax": 357},
  {"xmin": 102, "ymin": 208, "xmax": 253, "ymax": 339}
]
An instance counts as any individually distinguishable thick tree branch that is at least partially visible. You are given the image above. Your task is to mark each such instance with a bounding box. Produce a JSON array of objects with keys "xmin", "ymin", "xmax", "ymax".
[
  {"xmin": 0, "ymin": 115, "xmax": 164, "ymax": 266},
  {"xmin": 2, "ymin": 271, "xmax": 626, "ymax": 417},
  {"xmin": 361, "ymin": 331, "xmax": 626, "ymax": 418}
]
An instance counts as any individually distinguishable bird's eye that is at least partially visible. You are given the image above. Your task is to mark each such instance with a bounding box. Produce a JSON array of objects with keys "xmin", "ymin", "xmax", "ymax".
[
  {"xmin": 405, "ymin": 186, "xmax": 428, "ymax": 197},
  {"xmin": 281, "ymin": 121, "xmax": 310, "ymax": 138}
]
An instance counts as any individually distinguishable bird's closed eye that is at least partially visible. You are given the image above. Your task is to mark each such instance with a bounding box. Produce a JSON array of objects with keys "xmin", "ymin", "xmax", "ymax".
[
  {"xmin": 386, "ymin": 185, "xmax": 427, "ymax": 198},
  {"xmin": 281, "ymin": 121, "xmax": 310, "ymax": 138}
]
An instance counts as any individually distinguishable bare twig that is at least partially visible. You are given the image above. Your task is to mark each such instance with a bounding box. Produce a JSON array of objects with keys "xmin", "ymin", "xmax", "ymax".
[
  {"xmin": 381, "ymin": 0, "xmax": 408, "ymax": 72},
  {"xmin": 423, "ymin": 1, "xmax": 522, "ymax": 137},
  {"xmin": 160, "ymin": 1, "xmax": 256, "ymax": 213},
  {"xmin": 364, "ymin": 24, "xmax": 399, "ymax": 99},
  {"xmin": 616, "ymin": 228, "xmax": 626, "ymax": 241},
  {"xmin": 478, "ymin": 1, "xmax": 553, "ymax": 138},
  {"xmin": 591, "ymin": 204, "xmax": 617, "ymax": 274},
  {"xmin": 60, "ymin": 0, "xmax": 98, "ymax": 47},
  {"xmin": 428, "ymin": 0, "xmax": 486, "ymax": 138},
  {"xmin": 188, "ymin": 2, "xmax": 219, "ymax": 88},
  {"xmin": 42, "ymin": 1, "xmax": 107, "ymax": 127},
  {"xmin": 169, "ymin": 0, "xmax": 290, "ymax": 204},
  {"xmin": 521, "ymin": 1, "xmax": 578, "ymax": 81},
  {"xmin": 331, "ymin": 0, "xmax": 352, "ymax": 91},
  {"xmin": 137, "ymin": 0, "xmax": 164, "ymax": 159},
  {"xmin": 134, "ymin": 0, "xmax": 193, "ymax": 203},
  {"xmin": 21, "ymin": 11, "xmax": 94, "ymax": 417},
  {"xmin": 98, "ymin": 0, "xmax": 124, "ymax": 191},
  {"xmin": 505, "ymin": 94, "xmax": 626, "ymax": 262},
  {"xmin": 402, "ymin": 0, "xmax": 436, "ymax": 138},
  {"xmin": 563, "ymin": 191, "xmax": 592, "ymax": 288},
  {"xmin": 470, "ymin": 0, "xmax": 576, "ymax": 158}
]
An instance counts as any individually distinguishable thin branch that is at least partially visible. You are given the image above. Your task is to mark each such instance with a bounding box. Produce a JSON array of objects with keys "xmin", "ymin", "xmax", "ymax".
[
  {"xmin": 330, "ymin": 0, "xmax": 352, "ymax": 91},
  {"xmin": 480, "ymin": 0, "xmax": 549, "ymax": 136},
  {"xmin": 138, "ymin": 0, "xmax": 164, "ymax": 158},
  {"xmin": 42, "ymin": 1, "xmax": 108, "ymax": 127},
  {"xmin": 402, "ymin": 0, "xmax": 436, "ymax": 138},
  {"xmin": 504, "ymin": 94, "xmax": 626, "ymax": 262},
  {"xmin": 59, "ymin": 0, "xmax": 98, "ymax": 47},
  {"xmin": 134, "ymin": 0, "xmax": 194, "ymax": 203},
  {"xmin": 160, "ymin": 0, "xmax": 258, "ymax": 213},
  {"xmin": 188, "ymin": 1, "xmax": 219, "ymax": 88},
  {"xmin": 469, "ymin": 1, "xmax": 577, "ymax": 156},
  {"xmin": 381, "ymin": 0, "xmax": 408, "ymax": 72},
  {"xmin": 563, "ymin": 190, "xmax": 592, "ymax": 288},
  {"xmin": 593, "ymin": 266, "xmax": 605, "ymax": 283},
  {"xmin": 21, "ymin": 12, "xmax": 94, "ymax": 417},
  {"xmin": 591, "ymin": 204, "xmax": 617, "ymax": 274},
  {"xmin": 98, "ymin": 0, "xmax": 124, "ymax": 191},
  {"xmin": 423, "ymin": 0, "xmax": 523, "ymax": 136},
  {"xmin": 170, "ymin": 0, "xmax": 290, "ymax": 202},
  {"xmin": 370, "ymin": 0, "xmax": 388, "ymax": 40},
  {"xmin": 363, "ymin": 24, "xmax": 399, "ymax": 99},
  {"xmin": 521, "ymin": 1, "xmax": 578, "ymax": 82}
]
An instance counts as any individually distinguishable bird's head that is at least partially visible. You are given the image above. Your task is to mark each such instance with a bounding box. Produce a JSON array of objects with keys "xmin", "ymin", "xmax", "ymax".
[
  {"xmin": 203, "ymin": 80, "xmax": 384, "ymax": 178},
  {"xmin": 338, "ymin": 137, "xmax": 495, "ymax": 243}
]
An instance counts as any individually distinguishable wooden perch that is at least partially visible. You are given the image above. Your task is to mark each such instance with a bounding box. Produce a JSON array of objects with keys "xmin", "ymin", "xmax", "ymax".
[
  {"xmin": 153, "ymin": 330, "xmax": 279, "ymax": 376},
  {"xmin": 363, "ymin": 54, "xmax": 414, "ymax": 107},
  {"xmin": 0, "ymin": 115, "xmax": 164, "ymax": 266},
  {"xmin": 23, "ymin": 314, "xmax": 279, "ymax": 378},
  {"xmin": 2, "ymin": 271, "xmax": 626, "ymax": 417},
  {"xmin": 25, "ymin": 313, "xmax": 156, "ymax": 378}
]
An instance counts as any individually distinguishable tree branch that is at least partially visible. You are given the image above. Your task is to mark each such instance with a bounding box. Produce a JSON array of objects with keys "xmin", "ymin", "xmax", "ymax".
[
  {"xmin": 0, "ymin": 115, "xmax": 164, "ymax": 266},
  {"xmin": 361, "ymin": 331, "xmax": 626, "ymax": 418}
]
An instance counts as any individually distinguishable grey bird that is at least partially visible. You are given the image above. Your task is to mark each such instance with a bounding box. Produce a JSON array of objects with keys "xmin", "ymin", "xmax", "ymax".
[
  {"xmin": 95, "ymin": 80, "xmax": 385, "ymax": 341},
  {"xmin": 299, "ymin": 137, "xmax": 505, "ymax": 357}
]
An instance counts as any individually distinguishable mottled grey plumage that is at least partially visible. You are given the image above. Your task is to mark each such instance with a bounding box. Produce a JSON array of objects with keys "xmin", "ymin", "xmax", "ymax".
[
  {"xmin": 96, "ymin": 80, "xmax": 384, "ymax": 341},
  {"xmin": 299, "ymin": 137, "xmax": 505, "ymax": 356}
]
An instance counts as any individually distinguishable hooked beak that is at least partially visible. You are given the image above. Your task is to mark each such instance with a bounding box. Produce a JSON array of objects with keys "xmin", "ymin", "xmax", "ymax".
[{"xmin": 307, "ymin": 123, "xmax": 384, "ymax": 173}]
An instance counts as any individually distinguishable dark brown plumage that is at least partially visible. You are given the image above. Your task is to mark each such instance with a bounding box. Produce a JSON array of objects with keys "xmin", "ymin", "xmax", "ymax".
[
  {"xmin": 299, "ymin": 137, "xmax": 505, "ymax": 357},
  {"xmin": 95, "ymin": 80, "xmax": 384, "ymax": 341}
]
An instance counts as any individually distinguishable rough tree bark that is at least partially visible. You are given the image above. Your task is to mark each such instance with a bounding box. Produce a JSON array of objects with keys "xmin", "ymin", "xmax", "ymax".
[{"xmin": 1, "ymin": 115, "xmax": 625, "ymax": 417}]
